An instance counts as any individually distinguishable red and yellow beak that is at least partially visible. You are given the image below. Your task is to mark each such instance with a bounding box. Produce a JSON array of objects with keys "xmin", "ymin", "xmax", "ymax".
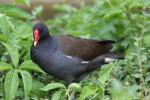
[{"xmin": 34, "ymin": 29, "xmax": 40, "ymax": 47}]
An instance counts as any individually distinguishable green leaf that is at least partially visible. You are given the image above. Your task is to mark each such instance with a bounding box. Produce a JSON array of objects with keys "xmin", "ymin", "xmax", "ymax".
[
  {"xmin": 20, "ymin": 70, "xmax": 32, "ymax": 100},
  {"xmin": 0, "ymin": 5, "xmax": 33, "ymax": 19},
  {"xmin": 19, "ymin": 60, "xmax": 45, "ymax": 74},
  {"xmin": 128, "ymin": 0, "xmax": 144, "ymax": 9},
  {"xmin": 78, "ymin": 85, "xmax": 98, "ymax": 100},
  {"xmin": 31, "ymin": 5, "xmax": 43, "ymax": 16},
  {"xmin": 31, "ymin": 80, "xmax": 46, "ymax": 97},
  {"xmin": 103, "ymin": 8, "xmax": 122, "ymax": 19},
  {"xmin": 144, "ymin": 34, "xmax": 150, "ymax": 47},
  {"xmin": 15, "ymin": 0, "xmax": 30, "ymax": 7},
  {"xmin": 40, "ymin": 83, "xmax": 66, "ymax": 91},
  {"xmin": 0, "ymin": 34, "xmax": 8, "ymax": 42},
  {"xmin": 98, "ymin": 62, "xmax": 116, "ymax": 84},
  {"xmin": 68, "ymin": 83, "xmax": 81, "ymax": 92},
  {"xmin": 0, "ymin": 14, "xmax": 9, "ymax": 34},
  {"xmin": 110, "ymin": 79, "xmax": 134, "ymax": 100},
  {"xmin": 2, "ymin": 43, "xmax": 19, "ymax": 68},
  {"xmin": 51, "ymin": 90, "xmax": 65, "ymax": 100},
  {"xmin": 0, "ymin": 14, "xmax": 15, "ymax": 34},
  {"xmin": 12, "ymin": 24, "xmax": 32, "ymax": 39},
  {"xmin": 131, "ymin": 73, "xmax": 141, "ymax": 78},
  {"xmin": 0, "ymin": 62, "xmax": 13, "ymax": 71},
  {"xmin": 4, "ymin": 70, "xmax": 19, "ymax": 100}
]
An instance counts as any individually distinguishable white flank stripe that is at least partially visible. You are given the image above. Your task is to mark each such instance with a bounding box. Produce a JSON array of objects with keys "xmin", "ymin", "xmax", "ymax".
[
  {"xmin": 81, "ymin": 61, "xmax": 89, "ymax": 64},
  {"xmin": 105, "ymin": 58, "xmax": 116, "ymax": 62},
  {"xmin": 66, "ymin": 55, "xmax": 73, "ymax": 59}
]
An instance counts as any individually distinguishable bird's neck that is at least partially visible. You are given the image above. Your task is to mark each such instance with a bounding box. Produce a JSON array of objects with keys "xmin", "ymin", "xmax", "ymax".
[
  {"xmin": 38, "ymin": 36, "xmax": 57, "ymax": 51},
  {"xmin": 40, "ymin": 34, "xmax": 52, "ymax": 41}
]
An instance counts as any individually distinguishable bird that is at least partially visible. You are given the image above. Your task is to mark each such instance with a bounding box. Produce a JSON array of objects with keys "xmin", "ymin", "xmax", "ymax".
[
  {"xmin": 31, "ymin": 24, "xmax": 115, "ymax": 60},
  {"xmin": 30, "ymin": 23, "xmax": 122, "ymax": 85}
]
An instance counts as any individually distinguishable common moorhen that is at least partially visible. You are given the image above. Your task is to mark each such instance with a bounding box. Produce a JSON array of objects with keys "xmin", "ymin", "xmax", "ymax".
[
  {"xmin": 31, "ymin": 23, "xmax": 115, "ymax": 60},
  {"xmin": 30, "ymin": 23, "xmax": 120, "ymax": 85}
]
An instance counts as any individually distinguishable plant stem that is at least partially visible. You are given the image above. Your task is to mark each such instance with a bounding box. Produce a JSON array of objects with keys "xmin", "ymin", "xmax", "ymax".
[
  {"xmin": 137, "ymin": 6, "xmax": 148, "ymax": 99},
  {"xmin": 122, "ymin": 3, "xmax": 147, "ymax": 99},
  {"xmin": 136, "ymin": 33, "xmax": 146, "ymax": 99},
  {"xmin": 66, "ymin": 90, "xmax": 71, "ymax": 100}
]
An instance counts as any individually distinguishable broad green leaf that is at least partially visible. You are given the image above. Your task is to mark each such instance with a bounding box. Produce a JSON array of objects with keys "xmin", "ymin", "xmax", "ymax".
[
  {"xmin": 19, "ymin": 60, "xmax": 45, "ymax": 73},
  {"xmin": 0, "ymin": 14, "xmax": 9, "ymax": 34},
  {"xmin": 31, "ymin": 80, "xmax": 45, "ymax": 97},
  {"xmin": 98, "ymin": 62, "xmax": 116, "ymax": 84},
  {"xmin": 20, "ymin": 40, "xmax": 32, "ymax": 50},
  {"xmin": 20, "ymin": 70, "xmax": 32, "ymax": 100},
  {"xmin": 15, "ymin": 0, "xmax": 30, "ymax": 7},
  {"xmin": 4, "ymin": 70, "xmax": 19, "ymax": 100},
  {"xmin": 68, "ymin": 83, "xmax": 81, "ymax": 92},
  {"xmin": 0, "ymin": 34, "xmax": 8, "ymax": 42},
  {"xmin": 2, "ymin": 43, "xmax": 19, "ymax": 68},
  {"xmin": 78, "ymin": 85, "xmax": 98, "ymax": 100},
  {"xmin": 0, "ymin": 5, "xmax": 33, "ymax": 19},
  {"xmin": 103, "ymin": 8, "xmax": 122, "ymax": 19},
  {"xmin": 110, "ymin": 79, "xmax": 134, "ymax": 100},
  {"xmin": 12, "ymin": 24, "xmax": 32, "ymax": 40},
  {"xmin": 52, "ymin": 4, "xmax": 76, "ymax": 13},
  {"xmin": 144, "ymin": 34, "xmax": 150, "ymax": 47},
  {"xmin": 51, "ymin": 90, "xmax": 65, "ymax": 100},
  {"xmin": 128, "ymin": 0, "xmax": 144, "ymax": 9},
  {"xmin": 40, "ymin": 83, "xmax": 66, "ymax": 91},
  {"xmin": 0, "ymin": 62, "xmax": 13, "ymax": 71},
  {"xmin": 0, "ymin": 15, "xmax": 15, "ymax": 34}
]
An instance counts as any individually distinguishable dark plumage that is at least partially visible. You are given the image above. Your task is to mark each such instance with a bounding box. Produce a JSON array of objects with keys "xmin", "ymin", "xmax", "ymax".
[
  {"xmin": 55, "ymin": 35, "xmax": 114, "ymax": 60},
  {"xmin": 30, "ymin": 23, "xmax": 121, "ymax": 85}
]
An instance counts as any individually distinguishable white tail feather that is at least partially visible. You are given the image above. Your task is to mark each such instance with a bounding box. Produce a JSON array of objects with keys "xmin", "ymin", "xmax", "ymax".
[{"xmin": 105, "ymin": 58, "xmax": 117, "ymax": 62}]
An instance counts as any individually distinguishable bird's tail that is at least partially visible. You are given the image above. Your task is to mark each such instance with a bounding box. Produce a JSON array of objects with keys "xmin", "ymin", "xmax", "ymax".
[
  {"xmin": 97, "ymin": 40, "xmax": 115, "ymax": 44},
  {"xmin": 97, "ymin": 40, "xmax": 115, "ymax": 53}
]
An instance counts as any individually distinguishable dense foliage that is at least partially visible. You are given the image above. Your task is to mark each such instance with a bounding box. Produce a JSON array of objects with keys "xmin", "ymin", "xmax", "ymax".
[{"xmin": 0, "ymin": 0, "xmax": 150, "ymax": 100}]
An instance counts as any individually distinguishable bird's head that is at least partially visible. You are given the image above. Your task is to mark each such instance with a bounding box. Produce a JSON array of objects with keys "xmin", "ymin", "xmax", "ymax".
[{"xmin": 33, "ymin": 23, "xmax": 49, "ymax": 46}]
